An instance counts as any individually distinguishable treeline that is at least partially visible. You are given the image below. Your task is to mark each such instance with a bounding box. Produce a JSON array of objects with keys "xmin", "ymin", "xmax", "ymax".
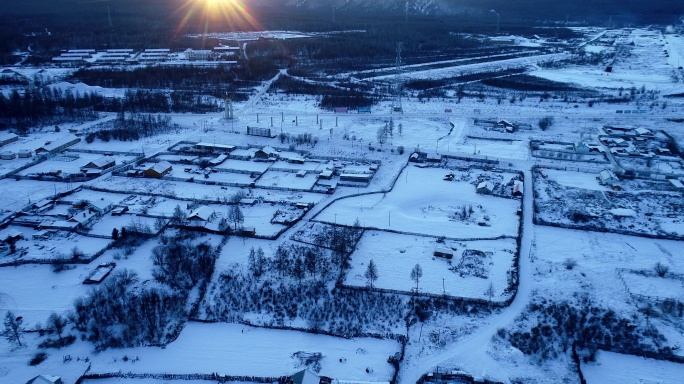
[
  {"xmin": 270, "ymin": 75, "xmax": 377, "ymax": 109},
  {"xmin": 0, "ymin": 88, "xmax": 99, "ymax": 132},
  {"xmin": 86, "ymin": 113, "xmax": 175, "ymax": 143},
  {"xmin": 72, "ymin": 62, "xmax": 279, "ymax": 97},
  {"xmin": 0, "ymin": 87, "xmax": 219, "ymax": 132},
  {"xmin": 71, "ymin": 233, "xmax": 218, "ymax": 350}
]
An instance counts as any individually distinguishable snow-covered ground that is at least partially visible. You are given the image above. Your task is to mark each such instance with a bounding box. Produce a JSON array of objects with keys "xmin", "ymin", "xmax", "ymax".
[{"xmin": 581, "ymin": 350, "xmax": 684, "ymax": 384}]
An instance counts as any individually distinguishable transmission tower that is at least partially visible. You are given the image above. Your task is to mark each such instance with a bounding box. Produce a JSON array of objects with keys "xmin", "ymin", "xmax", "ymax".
[
  {"xmin": 224, "ymin": 95, "xmax": 234, "ymax": 120},
  {"xmin": 392, "ymin": 42, "xmax": 403, "ymax": 113}
]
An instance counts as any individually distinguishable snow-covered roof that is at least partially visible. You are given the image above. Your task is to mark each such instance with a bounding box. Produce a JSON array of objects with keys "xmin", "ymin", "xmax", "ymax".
[
  {"xmin": 83, "ymin": 156, "xmax": 115, "ymax": 169},
  {"xmin": 477, "ymin": 181, "xmax": 493, "ymax": 191},
  {"xmin": 148, "ymin": 161, "xmax": 173, "ymax": 174},
  {"xmin": 188, "ymin": 206, "xmax": 214, "ymax": 221},
  {"xmin": 27, "ymin": 375, "xmax": 62, "ymax": 384},
  {"xmin": 291, "ymin": 369, "xmax": 320, "ymax": 384},
  {"xmin": 0, "ymin": 132, "xmax": 18, "ymax": 143},
  {"xmin": 88, "ymin": 198, "xmax": 113, "ymax": 211},
  {"xmin": 609, "ymin": 208, "xmax": 636, "ymax": 217},
  {"xmin": 635, "ymin": 127, "xmax": 651, "ymax": 135},
  {"xmin": 0, "ymin": 228, "xmax": 23, "ymax": 241},
  {"xmin": 37, "ymin": 135, "xmax": 79, "ymax": 153}
]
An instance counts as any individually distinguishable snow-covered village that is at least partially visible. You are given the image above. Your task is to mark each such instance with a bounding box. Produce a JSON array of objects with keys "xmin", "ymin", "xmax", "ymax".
[{"xmin": 1, "ymin": 1, "xmax": 684, "ymax": 383}]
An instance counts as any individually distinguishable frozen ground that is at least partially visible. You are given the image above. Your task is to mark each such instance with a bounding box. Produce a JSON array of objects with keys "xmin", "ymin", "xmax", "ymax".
[{"xmin": 581, "ymin": 350, "xmax": 684, "ymax": 384}]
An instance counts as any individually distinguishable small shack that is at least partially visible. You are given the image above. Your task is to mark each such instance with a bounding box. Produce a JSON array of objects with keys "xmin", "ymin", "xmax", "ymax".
[
  {"xmin": 434, "ymin": 247, "xmax": 454, "ymax": 259},
  {"xmin": 476, "ymin": 181, "xmax": 494, "ymax": 194}
]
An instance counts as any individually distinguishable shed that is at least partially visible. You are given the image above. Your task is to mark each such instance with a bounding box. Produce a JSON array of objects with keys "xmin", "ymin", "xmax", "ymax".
[
  {"xmin": 143, "ymin": 161, "xmax": 173, "ymax": 178},
  {"xmin": 476, "ymin": 181, "xmax": 494, "ymax": 194},
  {"xmin": 434, "ymin": 247, "xmax": 454, "ymax": 259},
  {"xmin": 296, "ymin": 170, "xmax": 307, "ymax": 178},
  {"xmin": 241, "ymin": 227, "xmax": 256, "ymax": 236},
  {"xmin": 35, "ymin": 135, "xmax": 80, "ymax": 154},
  {"xmin": 239, "ymin": 198, "xmax": 257, "ymax": 206},
  {"xmin": 512, "ymin": 181, "xmax": 524, "ymax": 197},
  {"xmin": 18, "ymin": 149, "xmax": 33, "ymax": 158},
  {"xmin": 0, "ymin": 228, "xmax": 23, "ymax": 242},
  {"xmin": 425, "ymin": 153, "xmax": 442, "ymax": 163},
  {"xmin": 111, "ymin": 206, "xmax": 129, "ymax": 216},
  {"xmin": 340, "ymin": 173, "xmax": 372, "ymax": 182},
  {"xmin": 668, "ymin": 179, "xmax": 684, "ymax": 191},
  {"xmin": 598, "ymin": 170, "xmax": 619, "ymax": 185},
  {"xmin": 255, "ymin": 146, "xmax": 279, "ymax": 161}
]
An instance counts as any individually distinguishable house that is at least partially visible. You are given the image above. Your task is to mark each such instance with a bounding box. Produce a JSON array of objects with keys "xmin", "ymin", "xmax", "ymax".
[
  {"xmin": 254, "ymin": 146, "xmax": 279, "ymax": 161},
  {"xmin": 0, "ymin": 132, "xmax": 19, "ymax": 146},
  {"xmin": 0, "ymin": 150, "xmax": 16, "ymax": 160},
  {"xmin": 87, "ymin": 198, "xmax": 114, "ymax": 215},
  {"xmin": 82, "ymin": 156, "xmax": 116, "ymax": 171},
  {"xmin": 231, "ymin": 148, "xmax": 258, "ymax": 160},
  {"xmin": 512, "ymin": 181, "xmax": 524, "ymax": 197},
  {"xmin": 0, "ymin": 69, "xmax": 26, "ymax": 83},
  {"xmin": 26, "ymin": 375, "xmax": 63, "ymax": 384},
  {"xmin": 291, "ymin": 370, "xmax": 321, "ymax": 384},
  {"xmin": 68, "ymin": 210, "xmax": 97, "ymax": 227},
  {"xmin": 18, "ymin": 149, "xmax": 32, "ymax": 158},
  {"xmin": 598, "ymin": 170, "xmax": 619, "ymax": 185},
  {"xmin": 434, "ymin": 247, "xmax": 454, "ymax": 259},
  {"xmin": 187, "ymin": 206, "xmax": 216, "ymax": 226},
  {"xmin": 32, "ymin": 229, "xmax": 56, "ymax": 240},
  {"xmin": 319, "ymin": 170, "xmax": 334, "ymax": 180},
  {"xmin": 635, "ymin": 127, "xmax": 652, "ymax": 137},
  {"xmin": 143, "ymin": 161, "xmax": 173, "ymax": 178},
  {"xmin": 35, "ymin": 135, "xmax": 80, "ymax": 154},
  {"xmin": 0, "ymin": 228, "xmax": 23, "ymax": 242},
  {"xmin": 476, "ymin": 181, "xmax": 494, "ymax": 194},
  {"xmin": 609, "ymin": 208, "xmax": 636, "ymax": 218}
]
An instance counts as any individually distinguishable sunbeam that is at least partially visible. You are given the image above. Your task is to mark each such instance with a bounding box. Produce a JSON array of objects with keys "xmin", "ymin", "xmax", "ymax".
[{"xmin": 173, "ymin": 0, "xmax": 262, "ymax": 37}]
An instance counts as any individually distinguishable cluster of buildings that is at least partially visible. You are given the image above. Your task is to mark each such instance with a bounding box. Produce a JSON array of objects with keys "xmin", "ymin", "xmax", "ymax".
[
  {"xmin": 600, "ymin": 125, "xmax": 674, "ymax": 157},
  {"xmin": 51, "ymin": 46, "xmax": 241, "ymax": 66}
]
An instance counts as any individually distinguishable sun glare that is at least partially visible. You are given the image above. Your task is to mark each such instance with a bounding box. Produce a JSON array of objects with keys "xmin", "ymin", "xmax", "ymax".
[{"xmin": 175, "ymin": 0, "xmax": 260, "ymax": 36}]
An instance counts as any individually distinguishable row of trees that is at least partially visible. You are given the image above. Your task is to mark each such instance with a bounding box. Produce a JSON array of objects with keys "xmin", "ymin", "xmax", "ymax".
[{"xmin": 86, "ymin": 112, "xmax": 176, "ymax": 143}]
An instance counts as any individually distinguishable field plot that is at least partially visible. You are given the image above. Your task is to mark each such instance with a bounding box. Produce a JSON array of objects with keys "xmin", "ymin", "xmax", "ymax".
[
  {"xmin": 619, "ymin": 270, "xmax": 684, "ymax": 301},
  {"xmin": 345, "ymin": 231, "xmax": 516, "ymax": 301},
  {"xmin": 17, "ymin": 152, "xmax": 135, "ymax": 177},
  {"xmin": 216, "ymin": 159, "xmax": 272, "ymax": 174},
  {"xmin": 2, "ymin": 226, "xmax": 112, "ymax": 261},
  {"xmin": 88, "ymin": 214, "xmax": 161, "ymax": 237},
  {"xmin": 87, "ymin": 323, "xmax": 399, "ymax": 382},
  {"xmin": 256, "ymin": 170, "xmax": 319, "ymax": 191},
  {"xmin": 0, "ymin": 156, "xmax": 38, "ymax": 177},
  {"xmin": 317, "ymin": 166, "xmax": 520, "ymax": 239},
  {"xmin": 449, "ymin": 137, "xmax": 529, "ymax": 161},
  {"xmin": 0, "ymin": 262, "xmax": 94, "ymax": 326},
  {"xmin": 82, "ymin": 380, "xmax": 233, "ymax": 384},
  {"xmin": 581, "ymin": 350, "xmax": 684, "ymax": 384},
  {"xmin": 534, "ymin": 168, "xmax": 684, "ymax": 238},
  {"xmin": 532, "ymin": 225, "xmax": 684, "ymax": 306}
]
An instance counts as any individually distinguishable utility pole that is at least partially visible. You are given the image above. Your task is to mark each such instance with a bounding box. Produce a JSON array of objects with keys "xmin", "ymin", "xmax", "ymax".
[{"xmin": 391, "ymin": 42, "xmax": 404, "ymax": 113}]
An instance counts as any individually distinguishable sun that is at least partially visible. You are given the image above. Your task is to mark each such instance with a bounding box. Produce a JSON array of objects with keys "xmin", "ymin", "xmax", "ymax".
[{"xmin": 174, "ymin": 0, "xmax": 261, "ymax": 36}]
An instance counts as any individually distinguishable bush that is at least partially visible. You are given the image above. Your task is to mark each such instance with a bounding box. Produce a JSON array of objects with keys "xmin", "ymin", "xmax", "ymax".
[
  {"xmin": 538, "ymin": 116, "xmax": 554, "ymax": 131},
  {"xmin": 29, "ymin": 352, "xmax": 48, "ymax": 366},
  {"xmin": 563, "ymin": 258, "xmax": 578, "ymax": 270},
  {"xmin": 655, "ymin": 262, "xmax": 670, "ymax": 277},
  {"xmin": 397, "ymin": 146, "xmax": 405, "ymax": 155}
]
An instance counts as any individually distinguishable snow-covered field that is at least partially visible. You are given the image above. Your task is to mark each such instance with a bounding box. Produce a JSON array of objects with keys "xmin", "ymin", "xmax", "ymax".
[
  {"xmin": 317, "ymin": 166, "xmax": 520, "ymax": 239},
  {"xmin": 581, "ymin": 350, "xmax": 684, "ymax": 384},
  {"xmin": 345, "ymin": 231, "xmax": 516, "ymax": 300},
  {"xmin": 85, "ymin": 323, "xmax": 399, "ymax": 382}
]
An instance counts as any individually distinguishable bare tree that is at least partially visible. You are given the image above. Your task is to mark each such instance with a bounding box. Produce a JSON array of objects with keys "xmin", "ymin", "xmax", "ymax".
[
  {"xmin": 46, "ymin": 312, "xmax": 67, "ymax": 341},
  {"xmin": 172, "ymin": 204, "xmax": 187, "ymax": 226},
  {"xmin": 410, "ymin": 263, "xmax": 423, "ymax": 292},
  {"xmin": 228, "ymin": 205, "xmax": 244, "ymax": 232},
  {"xmin": 364, "ymin": 259, "xmax": 379, "ymax": 289},
  {"xmin": 484, "ymin": 282, "xmax": 495, "ymax": 304}
]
